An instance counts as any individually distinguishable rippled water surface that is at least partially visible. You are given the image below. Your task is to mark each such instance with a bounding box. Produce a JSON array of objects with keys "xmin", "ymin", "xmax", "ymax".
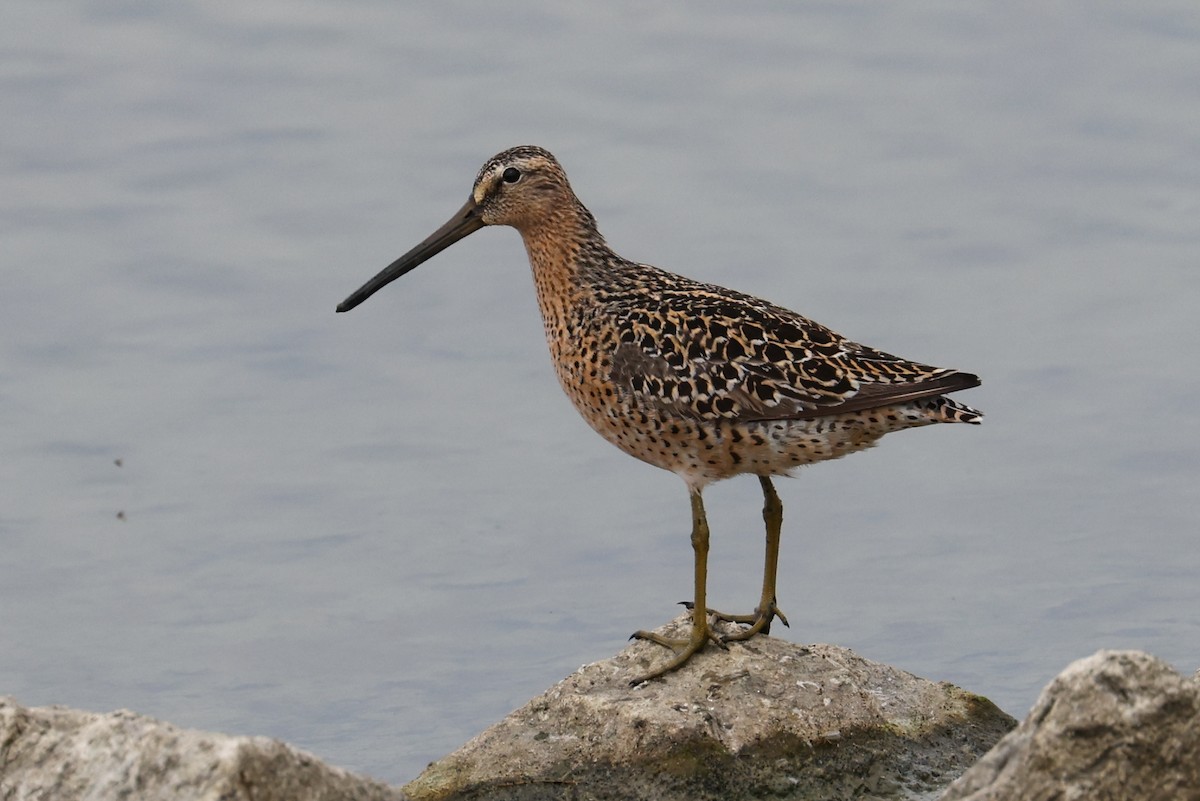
[{"xmin": 2, "ymin": 1, "xmax": 1198, "ymax": 783}]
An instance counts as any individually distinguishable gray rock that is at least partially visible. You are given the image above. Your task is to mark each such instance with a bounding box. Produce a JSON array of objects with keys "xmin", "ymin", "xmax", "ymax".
[
  {"xmin": 0, "ymin": 696, "xmax": 404, "ymax": 801},
  {"xmin": 404, "ymin": 615, "xmax": 1015, "ymax": 801},
  {"xmin": 940, "ymin": 650, "xmax": 1200, "ymax": 801}
]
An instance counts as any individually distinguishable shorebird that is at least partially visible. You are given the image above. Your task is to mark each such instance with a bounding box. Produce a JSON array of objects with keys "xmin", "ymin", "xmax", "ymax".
[{"xmin": 337, "ymin": 146, "xmax": 981, "ymax": 684}]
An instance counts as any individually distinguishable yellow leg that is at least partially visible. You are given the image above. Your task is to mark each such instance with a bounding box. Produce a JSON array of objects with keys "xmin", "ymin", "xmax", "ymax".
[
  {"xmin": 630, "ymin": 488, "xmax": 719, "ymax": 683},
  {"xmin": 715, "ymin": 475, "xmax": 789, "ymax": 642}
]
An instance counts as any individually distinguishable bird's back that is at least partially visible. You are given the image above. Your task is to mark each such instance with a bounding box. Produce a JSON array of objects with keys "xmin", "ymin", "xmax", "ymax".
[{"xmin": 535, "ymin": 254, "xmax": 981, "ymax": 489}]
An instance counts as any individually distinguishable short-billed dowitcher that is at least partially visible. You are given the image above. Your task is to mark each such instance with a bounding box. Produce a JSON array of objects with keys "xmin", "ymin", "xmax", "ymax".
[{"xmin": 337, "ymin": 146, "xmax": 981, "ymax": 684}]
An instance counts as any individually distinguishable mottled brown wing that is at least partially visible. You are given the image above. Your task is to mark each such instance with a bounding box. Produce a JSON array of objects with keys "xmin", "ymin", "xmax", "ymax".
[{"xmin": 606, "ymin": 287, "xmax": 978, "ymax": 423}]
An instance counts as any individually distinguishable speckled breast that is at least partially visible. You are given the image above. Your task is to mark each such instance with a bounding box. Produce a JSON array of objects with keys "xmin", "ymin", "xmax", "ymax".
[{"xmin": 540, "ymin": 313, "xmax": 937, "ymax": 489}]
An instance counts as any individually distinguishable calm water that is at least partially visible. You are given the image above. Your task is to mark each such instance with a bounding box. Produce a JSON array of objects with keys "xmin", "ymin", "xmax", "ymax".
[{"xmin": 2, "ymin": 1, "xmax": 1197, "ymax": 784}]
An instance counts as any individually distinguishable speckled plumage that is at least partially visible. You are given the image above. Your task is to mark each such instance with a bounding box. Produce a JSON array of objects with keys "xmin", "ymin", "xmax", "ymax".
[
  {"xmin": 464, "ymin": 147, "xmax": 981, "ymax": 489},
  {"xmin": 338, "ymin": 145, "xmax": 982, "ymax": 683}
]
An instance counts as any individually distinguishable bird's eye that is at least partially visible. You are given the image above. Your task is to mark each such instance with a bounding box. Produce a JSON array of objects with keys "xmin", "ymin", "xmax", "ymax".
[{"xmin": 502, "ymin": 167, "xmax": 522, "ymax": 184}]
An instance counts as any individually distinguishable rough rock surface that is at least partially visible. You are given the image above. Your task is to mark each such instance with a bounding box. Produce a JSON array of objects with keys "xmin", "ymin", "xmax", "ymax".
[
  {"xmin": 941, "ymin": 650, "xmax": 1200, "ymax": 801},
  {"xmin": 0, "ymin": 696, "xmax": 404, "ymax": 801},
  {"xmin": 404, "ymin": 615, "xmax": 1015, "ymax": 801}
]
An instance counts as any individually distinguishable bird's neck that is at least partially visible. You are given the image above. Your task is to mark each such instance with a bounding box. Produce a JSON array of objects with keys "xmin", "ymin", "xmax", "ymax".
[{"xmin": 519, "ymin": 198, "xmax": 614, "ymax": 326}]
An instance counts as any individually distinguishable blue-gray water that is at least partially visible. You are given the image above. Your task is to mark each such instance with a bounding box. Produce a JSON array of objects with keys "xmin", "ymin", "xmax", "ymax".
[{"xmin": 2, "ymin": 1, "xmax": 1197, "ymax": 785}]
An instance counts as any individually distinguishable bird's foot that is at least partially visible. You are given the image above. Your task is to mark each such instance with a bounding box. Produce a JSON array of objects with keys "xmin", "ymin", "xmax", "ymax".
[
  {"xmin": 681, "ymin": 599, "xmax": 789, "ymax": 642},
  {"xmin": 628, "ymin": 616, "xmax": 723, "ymax": 685}
]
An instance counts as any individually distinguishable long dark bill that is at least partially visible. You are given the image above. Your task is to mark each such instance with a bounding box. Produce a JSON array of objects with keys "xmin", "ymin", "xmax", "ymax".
[{"xmin": 336, "ymin": 196, "xmax": 485, "ymax": 313}]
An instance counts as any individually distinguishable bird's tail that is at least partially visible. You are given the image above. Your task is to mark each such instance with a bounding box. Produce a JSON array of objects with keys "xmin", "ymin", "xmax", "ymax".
[{"xmin": 924, "ymin": 396, "xmax": 984, "ymax": 424}]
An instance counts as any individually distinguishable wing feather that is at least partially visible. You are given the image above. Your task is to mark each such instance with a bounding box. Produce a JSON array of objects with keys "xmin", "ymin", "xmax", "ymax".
[{"xmin": 604, "ymin": 285, "xmax": 978, "ymax": 423}]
